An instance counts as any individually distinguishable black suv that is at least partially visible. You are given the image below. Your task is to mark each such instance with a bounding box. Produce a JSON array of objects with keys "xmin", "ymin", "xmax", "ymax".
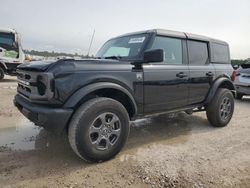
[{"xmin": 14, "ymin": 29, "xmax": 235, "ymax": 162}]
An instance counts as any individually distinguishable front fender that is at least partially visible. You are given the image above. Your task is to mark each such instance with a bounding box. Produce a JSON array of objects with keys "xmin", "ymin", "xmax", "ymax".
[
  {"xmin": 63, "ymin": 82, "xmax": 137, "ymax": 114},
  {"xmin": 205, "ymin": 77, "xmax": 235, "ymax": 104}
]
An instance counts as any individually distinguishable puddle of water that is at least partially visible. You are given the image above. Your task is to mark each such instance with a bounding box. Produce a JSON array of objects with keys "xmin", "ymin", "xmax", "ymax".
[
  {"xmin": 0, "ymin": 118, "xmax": 40, "ymax": 151},
  {"xmin": 0, "ymin": 117, "xmax": 74, "ymax": 160}
]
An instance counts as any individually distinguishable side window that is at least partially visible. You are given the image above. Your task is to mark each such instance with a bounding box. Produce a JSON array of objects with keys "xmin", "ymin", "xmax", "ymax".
[
  {"xmin": 150, "ymin": 36, "xmax": 183, "ymax": 64},
  {"xmin": 210, "ymin": 43, "xmax": 229, "ymax": 63},
  {"xmin": 187, "ymin": 40, "xmax": 209, "ymax": 65}
]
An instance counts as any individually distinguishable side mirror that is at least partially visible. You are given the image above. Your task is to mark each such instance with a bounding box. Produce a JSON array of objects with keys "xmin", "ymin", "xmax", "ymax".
[{"xmin": 143, "ymin": 49, "xmax": 164, "ymax": 63}]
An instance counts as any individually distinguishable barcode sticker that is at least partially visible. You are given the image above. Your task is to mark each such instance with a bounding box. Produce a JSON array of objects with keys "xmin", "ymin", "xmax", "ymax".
[{"xmin": 128, "ymin": 37, "xmax": 145, "ymax": 44}]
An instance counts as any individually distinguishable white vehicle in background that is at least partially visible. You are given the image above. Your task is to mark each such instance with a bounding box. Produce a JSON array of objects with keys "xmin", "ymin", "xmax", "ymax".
[
  {"xmin": 0, "ymin": 28, "xmax": 25, "ymax": 80},
  {"xmin": 232, "ymin": 61, "xmax": 250, "ymax": 99}
]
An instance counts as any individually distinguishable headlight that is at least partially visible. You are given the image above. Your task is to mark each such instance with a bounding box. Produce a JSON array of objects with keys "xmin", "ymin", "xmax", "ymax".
[{"xmin": 37, "ymin": 75, "xmax": 47, "ymax": 96}]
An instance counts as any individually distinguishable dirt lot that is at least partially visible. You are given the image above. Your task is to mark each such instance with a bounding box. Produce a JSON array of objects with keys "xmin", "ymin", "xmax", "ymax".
[{"xmin": 0, "ymin": 76, "xmax": 250, "ymax": 188}]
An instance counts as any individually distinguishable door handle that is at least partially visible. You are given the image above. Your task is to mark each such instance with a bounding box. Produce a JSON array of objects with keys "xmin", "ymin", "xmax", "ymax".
[
  {"xmin": 206, "ymin": 72, "xmax": 214, "ymax": 77},
  {"xmin": 176, "ymin": 72, "xmax": 188, "ymax": 78}
]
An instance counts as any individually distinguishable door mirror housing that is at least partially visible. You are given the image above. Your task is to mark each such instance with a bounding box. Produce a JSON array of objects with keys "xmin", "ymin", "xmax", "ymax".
[{"xmin": 143, "ymin": 49, "xmax": 164, "ymax": 63}]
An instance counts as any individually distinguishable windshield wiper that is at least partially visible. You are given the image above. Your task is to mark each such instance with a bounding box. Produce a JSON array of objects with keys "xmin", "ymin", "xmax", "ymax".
[{"xmin": 104, "ymin": 56, "xmax": 122, "ymax": 60}]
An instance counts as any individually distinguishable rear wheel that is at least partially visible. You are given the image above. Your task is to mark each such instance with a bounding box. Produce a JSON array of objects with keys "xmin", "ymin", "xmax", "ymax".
[
  {"xmin": 68, "ymin": 97, "xmax": 130, "ymax": 162},
  {"xmin": 0, "ymin": 67, "xmax": 4, "ymax": 80},
  {"xmin": 206, "ymin": 88, "xmax": 234, "ymax": 127},
  {"xmin": 235, "ymin": 92, "xmax": 243, "ymax": 100}
]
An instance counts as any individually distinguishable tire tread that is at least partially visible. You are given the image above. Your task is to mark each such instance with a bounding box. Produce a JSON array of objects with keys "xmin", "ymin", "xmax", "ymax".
[
  {"xmin": 68, "ymin": 97, "xmax": 129, "ymax": 162},
  {"xmin": 206, "ymin": 88, "xmax": 234, "ymax": 127}
]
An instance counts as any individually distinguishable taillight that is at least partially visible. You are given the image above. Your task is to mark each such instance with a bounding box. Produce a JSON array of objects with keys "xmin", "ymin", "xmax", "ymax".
[{"xmin": 231, "ymin": 70, "xmax": 236, "ymax": 81}]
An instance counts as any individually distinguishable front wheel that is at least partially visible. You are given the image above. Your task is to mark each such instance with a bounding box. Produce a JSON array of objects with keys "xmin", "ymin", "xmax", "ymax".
[
  {"xmin": 206, "ymin": 88, "xmax": 234, "ymax": 127},
  {"xmin": 68, "ymin": 97, "xmax": 130, "ymax": 162}
]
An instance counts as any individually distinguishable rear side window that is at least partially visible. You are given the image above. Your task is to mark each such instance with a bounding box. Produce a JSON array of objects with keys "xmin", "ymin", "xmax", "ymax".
[
  {"xmin": 211, "ymin": 43, "xmax": 230, "ymax": 63},
  {"xmin": 150, "ymin": 36, "xmax": 183, "ymax": 64},
  {"xmin": 188, "ymin": 40, "xmax": 208, "ymax": 65}
]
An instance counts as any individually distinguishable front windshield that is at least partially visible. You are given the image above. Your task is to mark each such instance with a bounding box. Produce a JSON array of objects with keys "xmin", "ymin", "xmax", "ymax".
[
  {"xmin": 96, "ymin": 34, "xmax": 148, "ymax": 60},
  {"xmin": 0, "ymin": 32, "xmax": 15, "ymax": 47},
  {"xmin": 0, "ymin": 32, "xmax": 19, "ymax": 58}
]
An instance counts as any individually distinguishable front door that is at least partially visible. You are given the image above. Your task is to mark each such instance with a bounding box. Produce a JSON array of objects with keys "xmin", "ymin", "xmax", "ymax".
[{"xmin": 143, "ymin": 36, "xmax": 189, "ymax": 114}]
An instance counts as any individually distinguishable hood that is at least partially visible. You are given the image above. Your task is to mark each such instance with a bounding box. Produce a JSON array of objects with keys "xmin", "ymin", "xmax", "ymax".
[
  {"xmin": 17, "ymin": 60, "xmax": 57, "ymax": 71},
  {"xmin": 17, "ymin": 59, "xmax": 133, "ymax": 73}
]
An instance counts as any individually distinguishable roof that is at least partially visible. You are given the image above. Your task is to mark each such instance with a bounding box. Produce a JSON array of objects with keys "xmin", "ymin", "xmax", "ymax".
[
  {"xmin": 116, "ymin": 29, "xmax": 228, "ymax": 45},
  {"xmin": 0, "ymin": 28, "xmax": 17, "ymax": 34}
]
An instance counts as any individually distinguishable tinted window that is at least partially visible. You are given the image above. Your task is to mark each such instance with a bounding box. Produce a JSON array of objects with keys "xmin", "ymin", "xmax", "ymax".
[
  {"xmin": 211, "ymin": 43, "xmax": 229, "ymax": 63},
  {"xmin": 150, "ymin": 36, "xmax": 182, "ymax": 64},
  {"xmin": 188, "ymin": 40, "xmax": 208, "ymax": 65}
]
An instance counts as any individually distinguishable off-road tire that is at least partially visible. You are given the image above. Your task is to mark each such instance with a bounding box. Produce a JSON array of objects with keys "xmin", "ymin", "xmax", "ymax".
[
  {"xmin": 206, "ymin": 88, "xmax": 234, "ymax": 127},
  {"xmin": 235, "ymin": 92, "xmax": 243, "ymax": 100},
  {"xmin": 68, "ymin": 97, "xmax": 130, "ymax": 162},
  {"xmin": 0, "ymin": 67, "xmax": 4, "ymax": 80}
]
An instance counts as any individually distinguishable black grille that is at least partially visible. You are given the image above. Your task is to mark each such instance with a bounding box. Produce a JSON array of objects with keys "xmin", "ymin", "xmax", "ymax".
[
  {"xmin": 17, "ymin": 70, "xmax": 37, "ymax": 99},
  {"xmin": 17, "ymin": 70, "xmax": 54, "ymax": 101}
]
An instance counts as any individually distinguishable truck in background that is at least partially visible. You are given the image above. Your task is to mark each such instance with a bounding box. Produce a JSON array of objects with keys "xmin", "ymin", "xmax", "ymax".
[{"xmin": 0, "ymin": 28, "xmax": 25, "ymax": 80}]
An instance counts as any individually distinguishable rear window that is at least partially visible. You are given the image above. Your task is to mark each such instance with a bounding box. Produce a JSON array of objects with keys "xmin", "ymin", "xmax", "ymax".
[
  {"xmin": 211, "ymin": 43, "xmax": 230, "ymax": 63},
  {"xmin": 241, "ymin": 62, "xmax": 250, "ymax": 69}
]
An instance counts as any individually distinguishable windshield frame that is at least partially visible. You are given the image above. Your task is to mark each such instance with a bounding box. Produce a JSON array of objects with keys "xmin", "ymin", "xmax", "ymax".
[{"xmin": 96, "ymin": 33, "xmax": 152, "ymax": 61}]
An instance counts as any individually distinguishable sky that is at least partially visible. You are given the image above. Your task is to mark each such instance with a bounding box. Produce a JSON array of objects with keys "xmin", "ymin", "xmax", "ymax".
[{"xmin": 1, "ymin": 0, "xmax": 250, "ymax": 59}]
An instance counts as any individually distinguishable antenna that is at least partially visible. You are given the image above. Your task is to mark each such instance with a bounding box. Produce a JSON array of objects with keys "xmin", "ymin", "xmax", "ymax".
[{"xmin": 87, "ymin": 29, "xmax": 95, "ymax": 57}]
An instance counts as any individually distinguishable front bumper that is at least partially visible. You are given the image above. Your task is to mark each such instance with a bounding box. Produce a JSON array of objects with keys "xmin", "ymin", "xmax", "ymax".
[
  {"xmin": 2, "ymin": 62, "xmax": 21, "ymax": 75},
  {"xmin": 14, "ymin": 95, "xmax": 73, "ymax": 134}
]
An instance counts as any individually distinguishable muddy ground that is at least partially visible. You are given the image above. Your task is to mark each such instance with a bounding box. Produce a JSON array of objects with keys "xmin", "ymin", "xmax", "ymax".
[{"xmin": 0, "ymin": 76, "xmax": 250, "ymax": 188}]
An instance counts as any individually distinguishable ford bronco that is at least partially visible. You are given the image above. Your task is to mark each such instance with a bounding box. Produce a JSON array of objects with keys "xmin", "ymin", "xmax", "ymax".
[{"xmin": 14, "ymin": 29, "xmax": 235, "ymax": 162}]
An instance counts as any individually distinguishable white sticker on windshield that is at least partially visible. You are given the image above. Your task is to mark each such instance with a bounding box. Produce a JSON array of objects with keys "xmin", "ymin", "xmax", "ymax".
[{"xmin": 128, "ymin": 37, "xmax": 145, "ymax": 44}]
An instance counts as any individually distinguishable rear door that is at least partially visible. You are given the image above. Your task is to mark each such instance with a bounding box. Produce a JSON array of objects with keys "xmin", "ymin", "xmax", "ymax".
[
  {"xmin": 143, "ymin": 36, "xmax": 189, "ymax": 114},
  {"xmin": 187, "ymin": 40, "xmax": 215, "ymax": 104}
]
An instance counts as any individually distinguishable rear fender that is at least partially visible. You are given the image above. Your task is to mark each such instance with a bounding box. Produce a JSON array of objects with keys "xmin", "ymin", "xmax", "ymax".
[{"xmin": 205, "ymin": 77, "xmax": 235, "ymax": 104}]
